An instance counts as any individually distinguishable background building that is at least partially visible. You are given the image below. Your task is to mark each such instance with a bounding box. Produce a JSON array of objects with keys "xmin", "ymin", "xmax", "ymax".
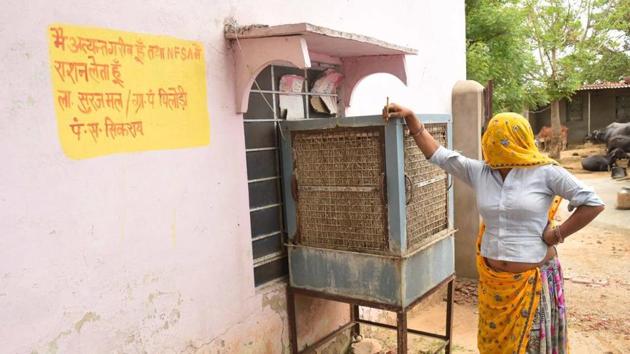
[{"xmin": 530, "ymin": 80, "xmax": 630, "ymax": 144}]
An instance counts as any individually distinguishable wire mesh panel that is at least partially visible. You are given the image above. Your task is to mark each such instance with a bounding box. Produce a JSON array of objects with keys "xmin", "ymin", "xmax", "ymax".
[
  {"xmin": 292, "ymin": 127, "xmax": 388, "ymax": 253},
  {"xmin": 404, "ymin": 123, "xmax": 449, "ymax": 251}
]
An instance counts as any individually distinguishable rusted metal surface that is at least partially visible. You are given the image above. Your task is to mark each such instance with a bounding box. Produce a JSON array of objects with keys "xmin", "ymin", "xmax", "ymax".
[
  {"xmin": 288, "ymin": 234, "xmax": 454, "ymax": 308},
  {"xmin": 288, "ymin": 244, "xmax": 402, "ymax": 307},
  {"xmin": 290, "ymin": 287, "xmax": 402, "ymax": 312},
  {"xmin": 402, "ymin": 234, "xmax": 454, "ymax": 307}
]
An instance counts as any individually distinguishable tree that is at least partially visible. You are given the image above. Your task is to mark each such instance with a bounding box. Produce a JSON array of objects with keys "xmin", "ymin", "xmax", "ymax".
[
  {"xmin": 524, "ymin": 0, "xmax": 594, "ymax": 158},
  {"xmin": 466, "ymin": 0, "xmax": 629, "ymax": 158},
  {"xmin": 524, "ymin": 0, "xmax": 630, "ymax": 158},
  {"xmin": 582, "ymin": 49, "xmax": 630, "ymax": 83},
  {"xmin": 466, "ymin": 0, "xmax": 545, "ymax": 112},
  {"xmin": 580, "ymin": 0, "xmax": 630, "ymax": 84}
]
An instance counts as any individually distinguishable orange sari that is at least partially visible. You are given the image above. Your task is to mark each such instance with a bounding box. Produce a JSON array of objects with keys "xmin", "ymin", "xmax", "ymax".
[{"xmin": 476, "ymin": 196, "xmax": 562, "ymax": 353}]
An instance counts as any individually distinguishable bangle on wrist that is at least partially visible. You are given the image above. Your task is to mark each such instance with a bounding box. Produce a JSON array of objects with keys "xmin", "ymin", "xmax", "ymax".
[
  {"xmin": 543, "ymin": 232, "xmax": 555, "ymax": 246},
  {"xmin": 543, "ymin": 225, "xmax": 556, "ymax": 246},
  {"xmin": 553, "ymin": 225, "xmax": 564, "ymax": 244},
  {"xmin": 410, "ymin": 125, "xmax": 425, "ymax": 137}
]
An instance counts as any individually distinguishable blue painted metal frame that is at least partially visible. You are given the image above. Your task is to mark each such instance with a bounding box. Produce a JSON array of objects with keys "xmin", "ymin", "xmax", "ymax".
[
  {"xmin": 384, "ymin": 119, "xmax": 406, "ymax": 253},
  {"xmin": 280, "ymin": 123, "xmax": 297, "ymax": 241},
  {"xmin": 280, "ymin": 113, "xmax": 455, "ymax": 307}
]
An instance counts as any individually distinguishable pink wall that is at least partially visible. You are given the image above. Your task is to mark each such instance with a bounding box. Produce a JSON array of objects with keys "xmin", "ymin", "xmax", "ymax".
[{"xmin": 0, "ymin": 0, "xmax": 465, "ymax": 352}]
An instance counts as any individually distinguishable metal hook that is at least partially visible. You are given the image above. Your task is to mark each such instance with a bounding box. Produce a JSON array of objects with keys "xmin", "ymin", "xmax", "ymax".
[
  {"xmin": 291, "ymin": 174, "xmax": 299, "ymax": 202},
  {"xmin": 405, "ymin": 174, "xmax": 413, "ymax": 205},
  {"xmin": 379, "ymin": 173, "xmax": 387, "ymax": 204}
]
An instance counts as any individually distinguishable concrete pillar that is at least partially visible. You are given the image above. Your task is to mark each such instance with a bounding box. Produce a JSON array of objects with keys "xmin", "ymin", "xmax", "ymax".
[{"xmin": 451, "ymin": 81, "xmax": 484, "ymax": 279}]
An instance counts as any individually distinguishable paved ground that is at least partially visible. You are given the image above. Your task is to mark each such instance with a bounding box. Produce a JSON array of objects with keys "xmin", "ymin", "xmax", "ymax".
[{"xmin": 355, "ymin": 145, "xmax": 630, "ymax": 353}]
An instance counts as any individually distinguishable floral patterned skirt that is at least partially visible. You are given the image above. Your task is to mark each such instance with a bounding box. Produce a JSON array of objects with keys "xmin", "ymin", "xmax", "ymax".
[{"xmin": 526, "ymin": 256, "xmax": 568, "ymax": 353}]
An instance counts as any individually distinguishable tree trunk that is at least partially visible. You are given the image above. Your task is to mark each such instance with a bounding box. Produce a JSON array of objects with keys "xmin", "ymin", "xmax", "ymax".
[{"xmin": 549, "ymin": 100, "xmax": 562, "ymax": 159}]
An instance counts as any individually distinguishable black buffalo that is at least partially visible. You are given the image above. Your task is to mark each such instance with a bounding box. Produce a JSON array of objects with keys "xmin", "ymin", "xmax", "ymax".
[
  {"xmin": 586, "ymin": 122, "xmax": 630, "ymax": 144},
  {"xmin": 607, "ymin": 135, "xmax": 630, "ymax": 153},
  {"xmin": 581, "ymin": 148, "xmax": 628, "ymax": 171},
  {"xmin": 603, "ymin": 122, "xmax": 630, "ymax": 142},
  {"xmin": 581, "ymin": 155, "xmax": 611, "ymax": 171}
]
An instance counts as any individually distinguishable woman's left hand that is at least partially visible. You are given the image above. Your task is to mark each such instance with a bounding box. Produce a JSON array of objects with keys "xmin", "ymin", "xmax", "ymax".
[{"xmin": 542, "ymin": 223, "xmax": 556, "ymax": 246}]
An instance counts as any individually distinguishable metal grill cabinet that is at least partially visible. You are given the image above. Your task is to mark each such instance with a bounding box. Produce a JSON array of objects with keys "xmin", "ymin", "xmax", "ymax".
[{"xmin": 281, "ymin": 115, "xmax": 455, "ymax": 354}]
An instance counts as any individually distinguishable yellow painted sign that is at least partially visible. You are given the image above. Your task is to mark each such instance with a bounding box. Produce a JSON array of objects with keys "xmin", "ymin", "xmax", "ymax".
[{"xmin": 48, "ymin": 24, "xmax": 210, "ymax": 159}]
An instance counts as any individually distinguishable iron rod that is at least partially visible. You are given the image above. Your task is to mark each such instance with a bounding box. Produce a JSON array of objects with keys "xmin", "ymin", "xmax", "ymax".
[
  {"xmin": 287, "ymin": 287, "xmax": 298, "ymax": 354},
  {"xmin": 356, "ymin": 319, "xmax": 447, "ymax": 340},
  {"xmin": 298, "ymin": 321, "xmax": 356, "ymax": 354},
  {"xmin": 351, "ymin": 304, "xmax": 360, "ymax": 337},
  {"xmin": 445, "ymin": 278, "xmax": 454, "ymax": 354},
  {"xmin": 397, "ymin": 311, "xmax": 407, "ymax": 354}
]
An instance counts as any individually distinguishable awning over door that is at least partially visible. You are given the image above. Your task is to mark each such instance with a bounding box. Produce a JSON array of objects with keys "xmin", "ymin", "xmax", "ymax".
[{"xmin": 225, "ymin": 23, "xmax": 417, "ymax": 113}]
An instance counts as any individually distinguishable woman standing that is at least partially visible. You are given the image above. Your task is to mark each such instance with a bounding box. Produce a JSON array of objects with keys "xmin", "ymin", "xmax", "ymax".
[{"xmin": 384, "ymin": 103, "xmax": 605, "ymax": 353}]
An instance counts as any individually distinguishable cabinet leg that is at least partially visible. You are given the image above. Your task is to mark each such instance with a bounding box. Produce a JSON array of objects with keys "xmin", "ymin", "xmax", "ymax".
[
  {"xmin": 397, "ymin": 311, "xmax": 407, "ymax": 354},
  {"xmin": 350, "ymin": 304, "xmax": 360, "ymax": 338},
  {"xmin": 445, "ymin": 279, "xmax": 454, "ymax": 354},
  {"xmin": 287, "ymin": 287, "xmax": 298, "ymax": 354}
]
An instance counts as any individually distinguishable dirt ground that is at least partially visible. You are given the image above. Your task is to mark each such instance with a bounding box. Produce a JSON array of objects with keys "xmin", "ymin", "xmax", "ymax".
[{"xmin": 355, "ymin": 144, "xmax": 630, "ymax": 353}]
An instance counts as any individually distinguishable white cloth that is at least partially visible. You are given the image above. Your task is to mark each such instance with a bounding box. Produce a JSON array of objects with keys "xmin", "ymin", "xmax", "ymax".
[{"xmin": 429, "ymin": 146, "xmax": 604, "ymax": 262}]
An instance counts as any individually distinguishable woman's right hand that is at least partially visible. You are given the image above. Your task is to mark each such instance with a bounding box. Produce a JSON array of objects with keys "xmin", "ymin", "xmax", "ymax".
[
  {"xmin": 382, "ymin": 102, "xmax": 414, "ymax": 122},
  {"xmin": 382, "ymin": 102, "xmax": 439, "ymax": 158}
]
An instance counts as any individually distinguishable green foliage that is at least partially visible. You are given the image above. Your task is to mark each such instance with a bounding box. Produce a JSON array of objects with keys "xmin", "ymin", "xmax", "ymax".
[
  {"xmin": 466, "ymin": 0, "xmax": 544, "ymax": 112},
  {"xmin": 523, "ymin": 0, "xmax": 587, "ymax": 101},
  {"xmin": 466, "ymin": 0, "xmax": 630, "ymax": 110},
  {"xmin": 582, "ymin": 49, "xmax": 630, "ymax": 83},
  {"xmin": 580, "ymin": 0, "xmax": 630, "ymax": 83}
]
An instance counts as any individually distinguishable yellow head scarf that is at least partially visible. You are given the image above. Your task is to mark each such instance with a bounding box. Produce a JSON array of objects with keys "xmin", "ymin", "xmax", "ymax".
[{"xmin": 481, "ymin": 112, "xmax": 557, "ymax": 169}]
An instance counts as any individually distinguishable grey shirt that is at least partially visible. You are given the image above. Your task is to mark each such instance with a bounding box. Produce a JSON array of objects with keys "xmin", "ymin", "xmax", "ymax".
[{"xmin": 429, "ymin": 146, "xmax": 605, "ymax": 263}]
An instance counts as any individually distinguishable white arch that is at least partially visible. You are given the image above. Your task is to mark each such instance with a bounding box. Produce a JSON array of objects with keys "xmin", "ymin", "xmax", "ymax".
[
  {"xmin": 341, "ymin": 55, "xmax": 408, "ymax": 108},
  {"xmin": 233, "ymin": 36, "xmax": 311, "ymax": 113}
]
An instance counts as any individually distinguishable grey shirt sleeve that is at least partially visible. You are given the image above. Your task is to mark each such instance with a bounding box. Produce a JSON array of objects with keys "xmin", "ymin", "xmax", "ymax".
[
  {"xmin": 428, "ymin": 146, "xmax": 482, "ymax": 187},
  {"xmin": 547, "ymin": 165, "xmax": 605, "ymax": 210}
]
